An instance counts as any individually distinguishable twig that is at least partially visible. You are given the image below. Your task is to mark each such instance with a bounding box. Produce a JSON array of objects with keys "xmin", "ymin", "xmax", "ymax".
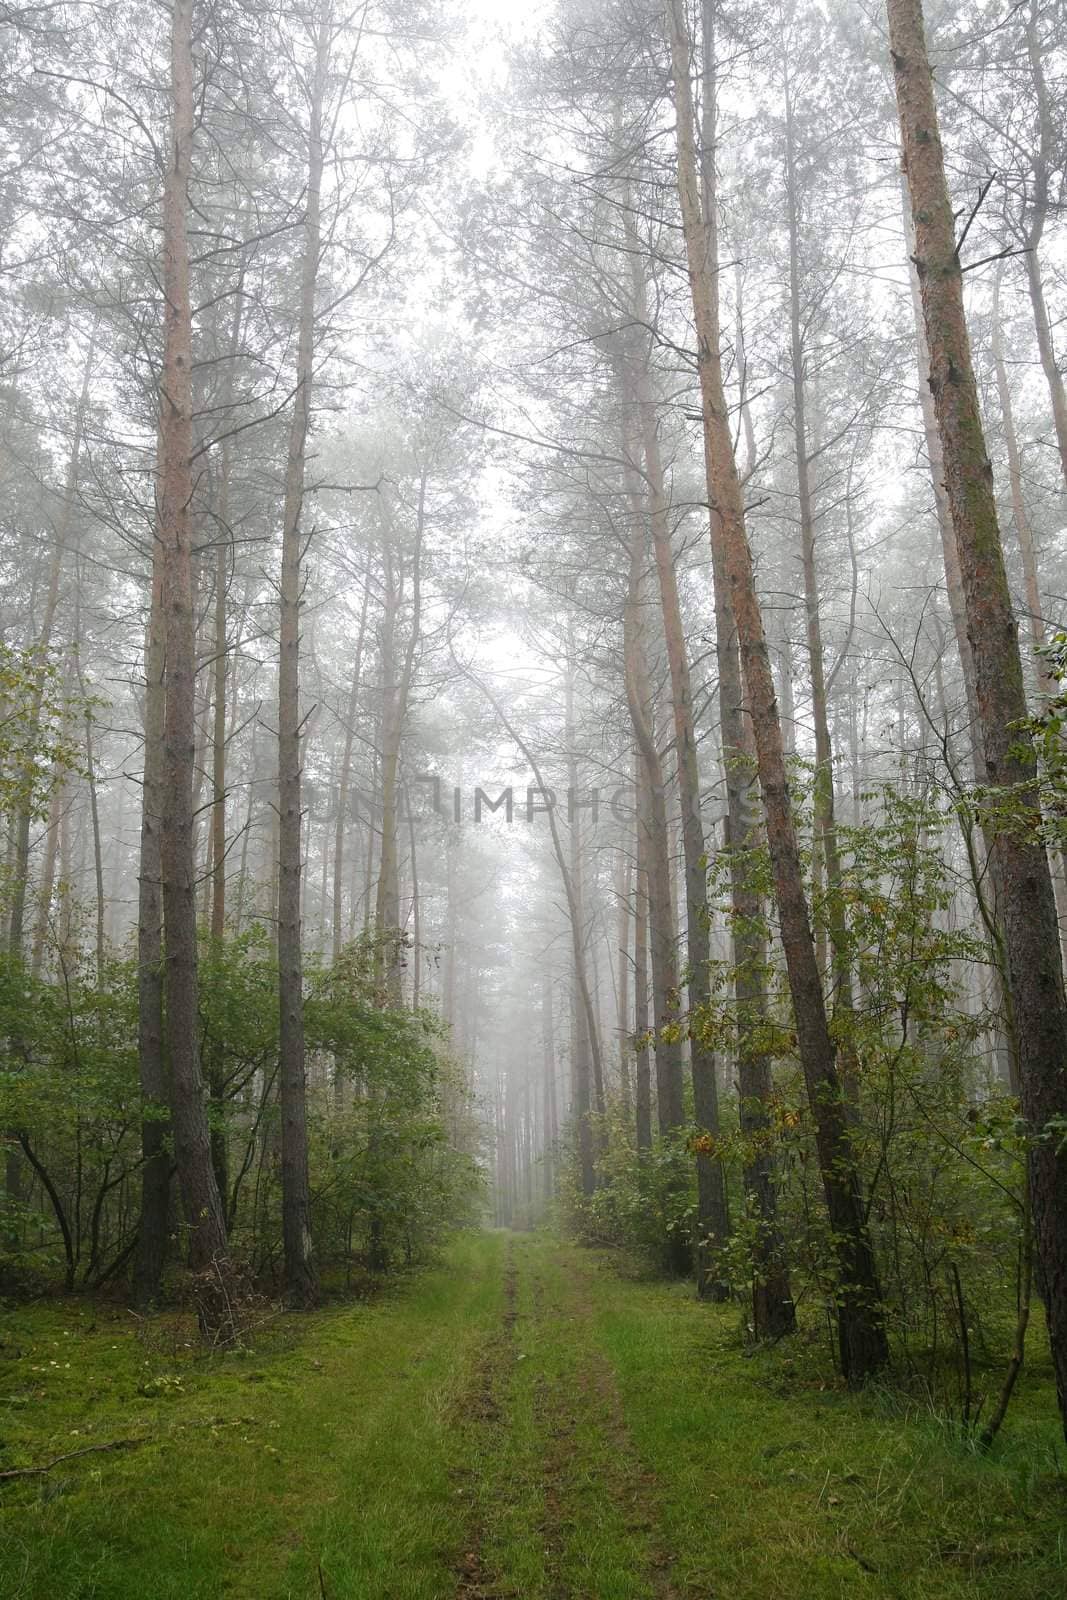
[
  {"xmin": 979, "ymin": 1187, "xmax": 1033, "ymax": 1450},
  {"xmin": 847, "ymin": 1546, "xmax": 879, "ymax": 1576},
  {"xmin": 949, "ymin": 1260, "xmax": 973, "ymax": 1428},
  {"xmin": 954, "ymin": 173, "xmax": 995, "ymax": 261},
  {"xmin": 0, "ymin": 1437, "xmax": 145, "ymax": 1482},
  {"xmin": 961, "ymin": 245, "xmax": 1032, "ymax": 274}
]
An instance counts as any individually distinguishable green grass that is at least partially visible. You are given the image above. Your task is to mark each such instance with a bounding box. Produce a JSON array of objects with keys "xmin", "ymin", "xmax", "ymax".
[
  {"xmin": 3, "ymin": 1231, "xmax": 1065, "ymax": 1598},
  {"xmin": 578, "ymin": 1247, "xmax": 1066, "ymax": 1599},
  {"xmin": 1, "ymin": 1233, "xmax": 503, "ymax": 1599}
]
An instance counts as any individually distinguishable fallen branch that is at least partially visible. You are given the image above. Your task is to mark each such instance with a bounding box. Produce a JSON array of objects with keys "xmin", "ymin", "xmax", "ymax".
[{"xmin": 0, "ymin": 1436, "xmax": 145, "ymax": 1482}]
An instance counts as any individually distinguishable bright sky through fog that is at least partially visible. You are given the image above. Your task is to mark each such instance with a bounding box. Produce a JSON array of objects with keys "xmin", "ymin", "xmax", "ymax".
[{"xmin": 438, "ymin": 0, "xmax": 553, "ymax": 178}]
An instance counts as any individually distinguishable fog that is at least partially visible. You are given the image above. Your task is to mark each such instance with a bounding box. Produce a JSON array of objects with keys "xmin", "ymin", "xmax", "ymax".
[{"xmin": 2, "ymin": 0, "xmax": 1066, "ymax": 1427}]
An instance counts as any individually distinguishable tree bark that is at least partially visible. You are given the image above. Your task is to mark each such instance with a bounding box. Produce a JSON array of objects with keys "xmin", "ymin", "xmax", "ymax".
[
  {"xmin": 565, "ymin": 647, "xmax": 598, "ymax": 1194},
  {"xmin": 29, "ymin": 777, "xmax": 62, "ymax": 979},
  {"xmin": 623, "ymin": 541, "xmax": 684, "ymax": 1139},
  {"xmin": 991, "ymin": 266, "xmax": 1053, "ymax": 696},
  {"xmin": 542, "ymin": 971, "xmax": 557, "ymax": 1202},
  {"xmin": 781, "ymin": 60, "xmax": 856, "ymax": 1069},
  {"xmin": 72, "ymin": 617, "xmax": 105, "ymax": 991},
  {"xmin": 333, "ymin": 575, "xmax": 371, "ymax": 961},
  {"xmin": 668, "ymin": 0, "xmax": 885, "ymax": 1378},
  {"xmin": 991, "ymin": 266, "xmax": 1067, "ymax": 981},
  {"xmin": 709, "ymin": 464, "xmax": 796, "ymax": 1336},
  {"xmin": 889, "ymin": 0, "xmax": 1067, "ymax": 1438},
  {"xmin": 276, "ymin": 3, "xmax": 332, "ymax": 1308},
  {"xmin": 133, "ymin": 554, "xmax": 170, "ymax": 1309},
  {"xmin": 208, "ymin": 290, "xmax": 245, "ymax": 946},
  {"xmin": 1019, "ymin": 0, "xmax": 1067, "ymax": 495},
  {"xmin": 207, "ymin": 446, "xmax": 232, "ymax": 1207},
  {"xmin": 565, "ymin": 637, "xmax": 605, "ymax": 1119},
  {"xmin": 902, "ymin": 178, "xmax": 1017, "ymax": 1083},
  {"xmin": 158, "ymin": 0, "xmax": 229, "ymax": 1283},
  {"xmin": 633, "ymin": 749, "xmax": 653, "ymax": 1157},
  {"xmin": 8, "ymin": 329, "xmax": 94, "ymax": 959},
  {"xmin": 616, "ymin": 849, "xmax": 632, "ymax": 1111},
  {"xmin": 374, "ymin": 478, "xmax": 423, "ymax": 1005},
  {"xmin": 618, "ymin": 263, "xmax": 730, "ymax": 1292},
  {"xmin": 623, "ymin": 503, "xmax": 688, "ymax": 1275}
]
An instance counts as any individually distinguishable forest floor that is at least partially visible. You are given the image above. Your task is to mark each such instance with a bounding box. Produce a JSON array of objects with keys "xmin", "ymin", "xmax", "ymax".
[{"xmin": 1, "ymin": 1231, "xmax": 1065, "ymax": 1600}]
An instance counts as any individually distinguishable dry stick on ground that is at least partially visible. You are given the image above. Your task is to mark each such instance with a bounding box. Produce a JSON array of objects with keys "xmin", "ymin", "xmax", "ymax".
[
  {"xmin": 0, "ymin": 1407, "xmax": 284, "ymax": 1485},
  {"xmin": 0, "ymin": 1438, "xmax": 145, "ymax": 1482}
]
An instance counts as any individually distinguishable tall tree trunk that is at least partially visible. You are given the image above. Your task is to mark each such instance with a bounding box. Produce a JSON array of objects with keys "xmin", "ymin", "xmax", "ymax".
[
  {"xmin": 72, "ymin": 620, "xmax": 105, "ymax": 991},
  {"xmin": 375, "ymin": 478, "xmax": 424, "ymax": 1004},
  {"xmin": 466, "ymin": 671, "xmax": 604, "ymax": 1195},
  {"xmin": 157, "ymin": 0, "xmax": 229, "ymax": 1286},
  {"xmin": 623, "ymin": 512, "xmax": 688, "ymax": 1274},
  {"xmin": 901, "ymin": 179, "xmax": 982, "ymax": 750},
  {"xmin": 30, "ymin": 778, "xmax": 62, "ymax": 978},
  {"xmin": 1019, "ymin": 0, "xmax": 1067, "ymax": 494},
  {"xmin": 333, "ymin": 576, "xmax": 371, "ymax": 961},
  {"xmin": 209, "ymin": 529, "xmax": 228, "ymax": 940},
  {"xmin": 542, "ymin": 971, "xmax": 556, "ymax": 1202},
  {"xmin": 374, "ymin": 538, "xmax": 401, "ymax": 970},
  {"xmin": 276, "ymin": 5, "xmax": 332, "ymax": 1309},
  {"xmin": 782, "ymin": 63, "xmax": 855, "ymax": 1063},
  {"xmin": 207, "ymin": 453, "xmax": 232, "ymax": 1205},
  {"xmin": 618, "ymin": 284, "xmax": 729, "ymax": 1291},
  {"xmin": 204, "ymin": 294, "xmax": 243, "ymax": 1210},
  {"xmin": 633, "ymin": 750, "xmax": 653, "ymax": 1157},
  {"xmin": 991, "ymin": 267, "xmax": 1053, "ymax": 695},
  {"xmin": 668, "ymin": 0, "xmax": 885, "ymax": 1378},
  {"xmin": 709, "ymin": 470, "xmax": 796, "ymax": 1336},
  {"xmin": 700, "ymin": 0, "xmax": 791, "ymax": 1335},
  {"xmin": 623, "ymin": 554, "xmax": 684, "ymax": 1138},
  {"xmin": 991, "ymin": 266, "xmax": 1067, "ymax": 980},
  {"xmin": 406, "ymin": 783, "xmax": 420, "ymax": 1011},
  {"xmin": 234, "ymin": 716, "xmax": 256, "ymax": 935},
  {"xmin": 208, "ymin": 290, "xmax": 244, "ymax": 944},
  {"xmin": 565, "ymin": 637, "xmax": 605, "ymax": 1119},
  {"xmin": 565, "ymin": 650, "xmax": 598, "ymax": 1193},
  {"xmin": 616, "ymin": 849, "xmax": 632, "ymax": 1110},
  {"xmin": 902, "ymin": 178, "xmax": 1017, "ymax": 1082},
  {"xmin": 889, "ymin": 0, "xmax": 1067, "ymax": 1438},
  {"xmin": 8, "ymin": 330, "xmax": 94, "ymax": 958},
  {"xmin": 1023, "ymin": 252, "xmax": 1067, "ymax": 495},
  {"xmin": 134, "ymin": 556, "xmax": 170, "ymax": 1308}
]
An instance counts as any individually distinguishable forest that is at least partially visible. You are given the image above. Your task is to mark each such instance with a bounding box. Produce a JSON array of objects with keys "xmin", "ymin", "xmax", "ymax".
[{"xmin": 1, "ymin": 0, "xmax": 1067, "ymax": 1595}]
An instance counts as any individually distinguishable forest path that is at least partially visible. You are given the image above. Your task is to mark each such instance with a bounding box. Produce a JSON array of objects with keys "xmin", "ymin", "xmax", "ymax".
[
  {"xmin": 453, "ymin": 1233, "xmax": 682, "ymax": 1600},
  {"xmin": 449, "ymin": 1233, "xmax": 1064, "ymax": 1600},
  {"xmin": 2, "ymin": 1230, "xmax": 1064, "ymax": 1599}
]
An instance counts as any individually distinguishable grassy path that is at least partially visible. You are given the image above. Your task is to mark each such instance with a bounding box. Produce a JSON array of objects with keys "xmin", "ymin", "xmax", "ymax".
[{"xmin": 2, "ymin": 1231, "xmax": 1065, "ymax": 1598}]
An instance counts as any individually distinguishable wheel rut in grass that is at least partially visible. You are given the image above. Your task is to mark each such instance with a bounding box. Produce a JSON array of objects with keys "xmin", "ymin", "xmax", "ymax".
[
  {"xmin": 452, "ymin": 1238, "xmax": 520, "ymax": 1598},
  {"xmin": 455, "ymin": 1235, "xmax": 685, "ymax": 1600},
  {"xmin": 538, "ymin": 1248, "xmax": 683, "ymax": 1600}
]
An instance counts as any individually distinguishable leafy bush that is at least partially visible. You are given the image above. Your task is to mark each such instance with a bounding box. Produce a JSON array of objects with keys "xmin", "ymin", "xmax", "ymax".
[{"xmin": 1, "ymin": 926, "xmax": 482, "ymax": 1300}]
